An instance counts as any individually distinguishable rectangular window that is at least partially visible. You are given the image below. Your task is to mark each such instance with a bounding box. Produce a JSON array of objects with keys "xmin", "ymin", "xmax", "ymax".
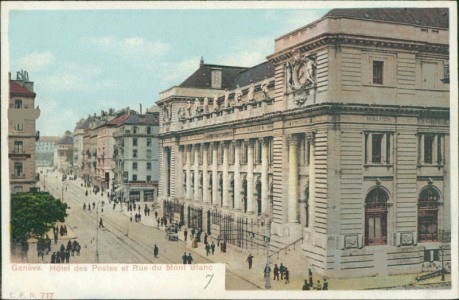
[
  {"xmin": 147, "ymin": 150, "xmax": 152, "ymax": 159},
  {"xmin": 373, "ymin": 61, "xmax": 383, "ymax": 84},
  {"xmin": 132, "ymin": 174, "xmax": 137, "ymax": 181},
  {"xmin": 133, "ymin": 138, "xmax": 138, "ymax": 146},
  {"xmin": 147, "ymin": 175, "xmax": 152, "ymax": 182},
  {"xmin": 133, "ymin": 149, "xmax": 138, "ymax": 158},
  {"xmin": 424, "ymin": 134, "xmax": 434, "ymax": 164},
  {"xmin": 371, "ymin": 134, "xmax": 383, "ymax": 163},
  {"xmin": 207, "ymin": 145, "xmax": 213, "ymax": 165},
  {"xmin": 241, "ymin": 143, "xmax": 248, "ymax": 164},
  {"xmin": 133, "ymin": 162, "xmax": 137, "ymax": 170},
  {"xmin": 14, "ymin": 141, "xmax": 23, "ymax": 153},
  {"xmin": 14, "ymin": 162, "xmax": 23, "ymax": 176},
  {"xmin": 147, "ymin": 162, "xmax": 152, "ymax": 170},
  {"xmin": 15, "ymin": 99, "xmax": 23, "ymax": 109},
  {"xmin": 147, "ymin": 126, "xmax": 151, "ymax": 134},
  {"xmin": 133, "ymin": 126, "xmax": 138, "ymax": 134},
  {"xmin": 199, "ymin": 146, "xmax": 203, "ymax": 165},
  {"xmin": 217, "ymin": 145, "xmax": 223, "ymax": 165},
  {"xmin": 14, "ymin": 123, "xmax": 23, "ymax": 131},
  {"xmin": 256, "ymin": 140, "xmax": 262, "ymax": 164},
  {"xmin": 147, "ymin": 138, "xmax": 152, "ymax": 147}
]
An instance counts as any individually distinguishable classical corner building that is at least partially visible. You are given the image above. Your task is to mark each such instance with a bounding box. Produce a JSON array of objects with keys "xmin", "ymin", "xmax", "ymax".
[
  {"xmin": 54, "ymin": 130, "xmax": 74, "ymax": 173},
  {"xmin": 157, "ymin": 8, "xmax": 450, "ymax": 278},
  {"xmin": 8, "ymin": 70, "xmax": 41, "ymax": 194},
  {"xmin": 36, "ymin": 136, "xmax": 60, "ymax": 168}
]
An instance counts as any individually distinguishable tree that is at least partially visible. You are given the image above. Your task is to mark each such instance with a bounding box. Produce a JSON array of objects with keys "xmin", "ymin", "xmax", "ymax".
[{"xmin": 11, "ymin": 192, "xmax": 67, "ymax": 244}]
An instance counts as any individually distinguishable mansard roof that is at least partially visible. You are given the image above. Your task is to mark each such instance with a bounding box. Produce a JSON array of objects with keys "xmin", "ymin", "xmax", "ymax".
[
  {"xmin": 56, "ymin": 135, "xmax": 73, "ymax": 145},
  {"xmin": 232, "ymin": 61, "xmax": 275, "ymax": 89},
  {"xmin": 122, "ymin": 113, "xmax": 160, "ymax": 126},
  {"xmin": 10, "ymin": 80, "xmax": 36, "ymax": 97},
  {"xmin": 324, "ymin": 8, "xmax": 449, "ymax": 29},
  {"xmin": 179, "ymin": 63, "xmax": 247, "ymax": 89}
]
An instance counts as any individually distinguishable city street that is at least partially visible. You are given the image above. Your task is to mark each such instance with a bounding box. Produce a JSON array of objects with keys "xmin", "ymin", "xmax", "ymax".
[{"xmin": 25, "ymin": 170, "xmax": 260, "ymax": 290}]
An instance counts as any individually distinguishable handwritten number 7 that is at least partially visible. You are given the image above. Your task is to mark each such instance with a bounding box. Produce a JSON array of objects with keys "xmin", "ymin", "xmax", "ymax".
[{"xmin": 204, "ymin": 274, "xmax": 214, "ymax": 289}]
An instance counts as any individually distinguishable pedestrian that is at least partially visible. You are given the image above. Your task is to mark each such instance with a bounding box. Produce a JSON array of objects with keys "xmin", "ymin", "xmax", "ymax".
[
  {"xmin": 93, "ymin": 202, "xmax": 95, "ymax": 210},
  {"xmin": 246, "ymin": 254, "xmax": 254, "ymax": 269},
  {"xmin": 308, "ymin": 268, "xmax": 313, "ymax": 287},
  {"xmin": 113, "ymin": 203, "xmax": 116, "ymax": 210},
  {"xmin": 184, "ymin": 229, "xmax": 188, "ymax": 241},
  {"xmin": 55, "ymin": 253, "xmax": 61, "ymax": 263},
  {"xmin": 273, "ymin": 264, "xmax": 280, "ymax": 281},
  {"xmin": 154, "ymin": 210, "xmax": 158, "ymax": 219},
  {"xmin": 182, "ymin": 252, "xmax": 187, "ymax": 264},
  {"xmin": 160, "ymin": 218, "xmax": 164, "ymax": 226},
  {"xmin": 164, "ymin": 218, "xmax": 168, "ymax": 226},
  {"xmin": 99, "ymin": 217, "xmax": 104, "ymax": 228},
  {"xmin": 191, "ymin": 227, "xmax": 195, "ymax": 238},
  {"xmin": 322, "ymin": 278, "xmax": 328, "ymax": 290},
  {"xmin": 53, "ymin": 233, "xmax": 58, "ymax": 245},
  {"xmin": 153, "ymin": 244, "xmax": 159, "ymax": 258},
  {"xmin": 217, "ymin": 234, "xmax": 220, "ymax": 246},
  {"xmin": 157, "ymin": 218, "xmax": 160, "ymax": 227},
  {"xmin": 59, "ymin": 225, "xmax": 64, "ymax": 236},
  {"xmin": 83, "ymin": 203, "xmax": 86, "ymax": 210},
  {"xmin": 51, "ymin": 252, "xmax": 56, "ymax": 263},
  {"xmin": 280, "ymin": 263, "xmax": 286, "ymax": 280},
  {"xmin": 63, "ymin": 225, "xmax": 67, "ymax": 236},
  {"xmin": 302, "ymin": 280, "xmax": 310, "ymax": 290},
  {"xmin": 85, "ymin": 190, "xmax": 88, "ymax": 197},
  {"xmin": 205, "ymin": 244, "xmax": 211, "ymax": 256},
  {"xmin": 204, "ymin": 233, "xmax": 208, "ymax": 245},
  {"xmin": 65, "ymin": 250, "xmax": 70, "ymax": 263},
  {"xmin": 284, "ymin": 267, "xmax": 290, "ymax": 284},
  {"xmin": 211, "ymin": 241, "xmax": 215, "ymax": 255},
  {"xmin": 315, "ymin": 280, "xmax": 321, "ymax": 290},
  {"xmin": 186, "ymin": 253, "xmax": 193, "ymax": 264},
  {"xmin": 130, "ymin": 214, "xmax": 133, "ymax": 222},
  {"xmin": 88, "ymin": 204, "xmax": 91, "ymax": 211}
]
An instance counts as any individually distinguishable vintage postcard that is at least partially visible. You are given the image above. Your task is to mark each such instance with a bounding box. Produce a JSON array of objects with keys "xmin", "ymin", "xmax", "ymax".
[{"xmin": 2, "ymin": 1, "xmax": 458, "ymax": 299}]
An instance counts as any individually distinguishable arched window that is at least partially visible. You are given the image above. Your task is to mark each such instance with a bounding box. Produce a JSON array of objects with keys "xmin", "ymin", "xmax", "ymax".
[
  {"xmin": 418, "ymin": 187, "xmax": 440, "ymax": 242},
  {"xmin": 365, "ymin": 188, "xmax": 389, "ymax": 246}
]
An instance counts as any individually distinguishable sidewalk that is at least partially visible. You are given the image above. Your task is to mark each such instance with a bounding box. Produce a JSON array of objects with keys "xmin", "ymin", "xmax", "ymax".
[{"xmin": 118, "ymin": 204, "xmax": 452, "ymax": 290}]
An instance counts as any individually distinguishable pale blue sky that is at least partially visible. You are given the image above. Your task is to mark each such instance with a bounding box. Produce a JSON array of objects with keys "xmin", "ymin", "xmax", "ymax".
[{"xmin": 8, "ymin": 8, "xmax": 329, "ymax": 136}]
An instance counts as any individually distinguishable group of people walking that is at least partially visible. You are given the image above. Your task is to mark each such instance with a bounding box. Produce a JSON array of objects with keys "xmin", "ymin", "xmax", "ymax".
[
  {"xmin": 273, "ymin": 263, "xmax": 290, "ymax": 284},
  {"xmin": 301, "ymin": 268, "xmax": 328, "ymax": 290},
  {"xmin": 50, "ymin": 240, "xmax": 81, "ymax": 264},
  {"xmin": 181, "ymin": 252, "xmax": 193, "ymax": 264}
]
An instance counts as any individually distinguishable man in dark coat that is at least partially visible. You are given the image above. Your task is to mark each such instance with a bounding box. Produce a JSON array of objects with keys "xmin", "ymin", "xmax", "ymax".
[
  {"xmin": 184, "ymin": 229, "xmax": 188, "ymax": 241},
  {"xmin": 246, "ymin": 254, "xmax": 254, "ymax": 269},
  {"xmin": 322, "ymin": 278, "xmax": 328, "ymax": 290},
  {"xmin": 186, "ymin": 253, "xmax": 193, "ymax": 264},
  {"xmin": 308, "ymin": 268, "xmax": 313, "ymax": 287},
  {"xmin": 280, "ymin": 263, "xmax": 286, "ymax": 280},
  {"xmin": 182, "ymin": 252, "xmax": 187, "ymax": 264},
  {"xmin": 302, "ymin": 280, "xmax": 310, "ymax": 290},
  {"xmin": 205, "ymin": 244, "xmax": 211, "ymax": 256},
  {"xmin": 211, "ymin": 241, "xmax": 215, "ymax": 255},
  {"xmin": 153, "ymin": 244, "xmax": 159, "ymax": 258},
  {"xmin": 273, "ymin": 264, "xmax": 280, "ymax": 281}
]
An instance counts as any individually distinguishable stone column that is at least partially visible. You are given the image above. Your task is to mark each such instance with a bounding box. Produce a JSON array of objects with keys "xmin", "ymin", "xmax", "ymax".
[
  {"xmin": 186, "ymin": 145, "xmax": 192, "ymax": 200},
  {"xmin": 261, "ymin": 138, "xmax": 269, "ymax": 214},
  {"xmin": 367, "ymin": 134, "xmax": 373, "ymax": 164},
  {"xmin": 308, "ymin": 133, "xmax": 316, "ymax": 228},
  {"xmin": 288, "ymin": 134, "xmax": 299, "ymax": 223},
  {"xmin": 162, "ymin": 144, "xmax": 169, "ymax": 197},
  {"xmin": 212, "ymin": 142, "xmax": 218, "ymax": 206},
  {"xmin": 194, "ymin": 144, "xmax": 200, "ymax": 202},
  {"xmin": 222, "ymin": 141, "xmax": 229, "ymax": 209},
  {"xmin": 246, "ymin": 139, "xmax": 255, "ymax": 214},
  {"xmin": 202, "ymin": 143, "xmax": 209, "ymax": 204},
  {"xmin": 233, "ymin": 140, "xmax": 242, "ymax": 211},
  {"xmin": 420, "ymin": 134, "xmax": 425, "ymax": 163}
]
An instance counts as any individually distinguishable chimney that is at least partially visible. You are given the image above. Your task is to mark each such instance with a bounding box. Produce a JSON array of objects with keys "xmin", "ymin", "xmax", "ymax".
[
  {"xmin": 140, "ymin": 103, "xmax": 143, "ymax": 115},
  {"xmin": 200, "ymin": 56, "xmax": 204, "ymax": 66}
]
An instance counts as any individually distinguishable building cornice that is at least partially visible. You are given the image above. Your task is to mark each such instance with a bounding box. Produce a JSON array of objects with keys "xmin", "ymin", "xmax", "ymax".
[
  {"xmin": 268, "ymin": 33, "xmax": 448, "ymax": 64},
  {"xmin": 159, "ymin": 102, "xmax": 449, "ymax": 140}
]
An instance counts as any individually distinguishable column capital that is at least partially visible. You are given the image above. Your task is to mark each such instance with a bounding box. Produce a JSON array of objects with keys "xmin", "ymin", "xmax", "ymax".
[
  {"xmin": 305, "ymin": 131, "xmax": 316, "ymax": 145},
  {"xmin": 221, "ymin": 141, "xmax": 230, "ymax": 149},
  {"xmin": 186, "ymin": 144, "xmax": 193, "ymax": 151},
  {"xmin": 246, "ymin": 138, "xmax": 256, "ymax": 147},
  {"xmin": 287, "ymin": 134, "xmax": 300, "ymax": 145},
  {"xmin": 258, "ymin": 137, "xmax": 269, "ymax": 145},
  {"xmin": 179, "ymin": 145, "xmax": 185, "ymax": 151},
  {"xmin": 235, "ymin": 139, "xmax": 243, "ymax": 148},
  {"xmin": 193, "ymin": 144, "xmax": 200, "ymax": 151},
  {"xmin": 202, "ymin": 142, "xmax": 210, "ymax": 149}
]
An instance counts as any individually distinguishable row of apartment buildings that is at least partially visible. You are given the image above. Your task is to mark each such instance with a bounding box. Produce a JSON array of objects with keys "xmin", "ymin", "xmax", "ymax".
[
  {"xmin": 156, "ymin": 8, "xmax": 451, "ymax": 278},
  {"xmin": 72, "ymin": 107, "xmax": 161, "ymax": 202}
]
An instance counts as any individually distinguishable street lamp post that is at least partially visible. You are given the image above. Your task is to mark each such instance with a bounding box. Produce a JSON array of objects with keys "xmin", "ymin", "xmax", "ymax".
[
  {"xmin": 264, "ymin": 215, "xmax": 271, "ymax": 289},
  {"xmin": 61, "ymin": 181, "xmax": 68, "ymax": 203},
  {"xmin": 95, "ymin": 199, "xmax": 104, "ymax": 263},
  {"xmin": 440, "ymin": 245, "xmax": 445, "ymax": 281}
]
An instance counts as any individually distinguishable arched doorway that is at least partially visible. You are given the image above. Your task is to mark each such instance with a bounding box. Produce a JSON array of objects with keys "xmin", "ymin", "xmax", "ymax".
[
  {"xmin": 418, "ymin": 187, "xmax": 440, "ymax": 242},
  {"xmin": 364, "ymin": 188, "xmax": 389, "ymax": 246}
]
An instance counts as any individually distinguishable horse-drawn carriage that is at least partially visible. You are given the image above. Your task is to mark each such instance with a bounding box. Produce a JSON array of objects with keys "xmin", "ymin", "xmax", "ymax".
[{"xmin": 165, "ymin": 224, "xmax": 179, "ymax": 241}]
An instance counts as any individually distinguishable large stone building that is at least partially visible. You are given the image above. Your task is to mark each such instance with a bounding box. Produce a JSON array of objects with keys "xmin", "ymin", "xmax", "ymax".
[
  {"xmin": 54, "ymin": 131, "xmax": 73, "ymax": 173},
  {"xmin": 8, "ymin": 71, "xmax": 41, "ymax": 194},
  {"xmin": 113, "ymin": 109, "xmax": 161, "ymax": 203},
  {"xmin": 157, "ymin": 8, "xmax": 450, "ymax": 278},
  {"xmin": 36, "ymin": 136, "xmax": 60, "ymax": 167}
]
